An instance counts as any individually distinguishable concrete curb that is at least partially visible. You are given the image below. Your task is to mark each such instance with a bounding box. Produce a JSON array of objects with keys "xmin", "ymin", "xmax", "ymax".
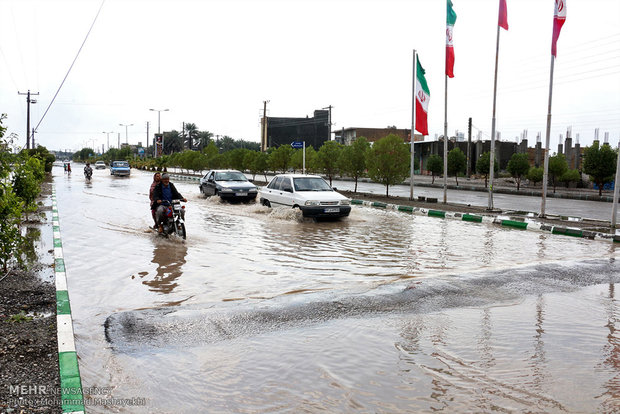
[
  {"xmin": 351, "ymin": 199, "xmax": 620, "ymax": 243},
  {"xmin": 169, "ymin": 173, "xmax": 200, "ymax": 182},
  {"xmin": 52, "ymin": 188, "xmax": 86, "ymax": 414}
]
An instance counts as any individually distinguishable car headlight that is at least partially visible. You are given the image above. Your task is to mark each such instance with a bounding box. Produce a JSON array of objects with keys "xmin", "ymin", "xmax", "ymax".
[
  {"xmin": 220, "ymin": 188, "xmax": 234, "ymax": 193},
  {"xmin": 305, "ymin": 200, "xmax": 321, "ymax": 206},
  {"xmin": 339, "ymin": 199, "xmax": 351, "ymax": 206}
]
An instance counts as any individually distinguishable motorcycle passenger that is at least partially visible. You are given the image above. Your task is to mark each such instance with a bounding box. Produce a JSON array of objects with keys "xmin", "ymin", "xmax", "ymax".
[
  {"xmin": 152, "ymin": 173, "xmax": 187, "ymax": 233},
  {"xmin": 84, "ymin": 163, "xmax": 93, "ymax": 179},
  {"xmin": 149, "ymin": 172, "xmax": 161, "ymax": 229}
]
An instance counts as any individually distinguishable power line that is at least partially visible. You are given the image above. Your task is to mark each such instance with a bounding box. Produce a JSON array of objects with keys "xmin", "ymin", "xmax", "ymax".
[{"xmin": 33, "ymin": 0, "xmax": 105, "ymax": 135}]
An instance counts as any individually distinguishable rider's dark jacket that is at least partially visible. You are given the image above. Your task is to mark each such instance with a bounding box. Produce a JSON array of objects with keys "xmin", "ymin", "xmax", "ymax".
[{"xmin": 151, "ymin": 182, "xmax": 184, "ymax": 210}]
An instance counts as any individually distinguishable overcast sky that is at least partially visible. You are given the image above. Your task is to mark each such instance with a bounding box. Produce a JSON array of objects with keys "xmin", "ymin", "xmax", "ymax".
[{"xmin": 1, "ymin": 0, "xmax": 619, "ymax": 152}]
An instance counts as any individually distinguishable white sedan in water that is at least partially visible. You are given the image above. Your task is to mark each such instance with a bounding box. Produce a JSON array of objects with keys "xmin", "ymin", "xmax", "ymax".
[{"xmin": 259, "ymin": 174, "xmax": 351, "ymax": 218}]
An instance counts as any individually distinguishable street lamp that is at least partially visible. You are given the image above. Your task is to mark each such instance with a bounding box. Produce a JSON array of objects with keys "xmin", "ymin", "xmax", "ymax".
[
  {"xmin": 119, "ymin": 123, "xmax": 134, "ymax": 145},
  {"xmin": 102, "ymin": 131, "xmax": 113, "ymax": 151},
  {"xmin": 149, "ymin": 108, "xmax": 169, "ymax": 134}
]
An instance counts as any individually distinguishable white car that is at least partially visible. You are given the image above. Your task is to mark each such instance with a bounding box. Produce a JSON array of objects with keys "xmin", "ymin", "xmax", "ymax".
[
  {"xmin": 94, "ymin": 161, "xmax": 106, "ymax": 169},
  {"xmin": 259, "ymin": 174, "xmax": 351, "ymax": 218}
]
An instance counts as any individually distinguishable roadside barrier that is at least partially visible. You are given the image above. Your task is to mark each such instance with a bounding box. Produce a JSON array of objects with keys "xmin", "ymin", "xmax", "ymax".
[
  {"xmin": 52, "ymin": 188, "xmax": 86, "ymax": 414},
  {"xmin": 351, "ymin": 199, "xmax": 620, "ymax": 243}
]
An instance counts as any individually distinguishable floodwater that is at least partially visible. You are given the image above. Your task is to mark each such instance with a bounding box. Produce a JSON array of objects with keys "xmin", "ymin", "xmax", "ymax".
[{"xmin": 54, "ymin": 165, "xmax": 620, "ymax": 413}]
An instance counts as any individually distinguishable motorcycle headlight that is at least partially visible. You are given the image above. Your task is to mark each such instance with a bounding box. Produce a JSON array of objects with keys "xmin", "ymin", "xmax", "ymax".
[{"xmin": 305, "ymin": 200, "xmax": 321, "ymax": 206}]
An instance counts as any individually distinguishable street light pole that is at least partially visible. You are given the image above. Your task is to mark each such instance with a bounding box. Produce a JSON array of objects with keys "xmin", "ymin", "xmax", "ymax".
[
  {"xmin": 119, "ymin": 123, "xmax": 134, "ymax": 145},
  {"xmin": 150, "ymin": 108, "xmax": 169, "ymax": 157},
  {"xmin": 102, "ymin": 131, "xmax": 113, "ymax": 151},
  {"xmin": 149, "ymin": 108, "xmax": 169, "ymax": 134}
]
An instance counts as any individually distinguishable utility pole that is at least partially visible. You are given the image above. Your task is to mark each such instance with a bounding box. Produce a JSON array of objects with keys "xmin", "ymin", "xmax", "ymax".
[
  {"xmin": 323, "ymin": 105, "xmax": 333, "ymax": 141},
  {"xmin": 18, "ymin": 90, "xmax": 39, "ymax": 149},
  {"xmin": 466, "ymin": 117, "xmax": 472, "ymax": 176},
  {"xmin": 261, "ymin": 100, "xmax": 269, "ymax": 152},
  {"xmin": 31, "ymin": 128, "xmax": 36, "ymax": 148}
]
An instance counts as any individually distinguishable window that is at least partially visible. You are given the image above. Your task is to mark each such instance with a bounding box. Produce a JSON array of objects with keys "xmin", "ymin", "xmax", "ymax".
[{"xmin": 268, "ymin": 176, "xmax": 283, "ymax": 189}]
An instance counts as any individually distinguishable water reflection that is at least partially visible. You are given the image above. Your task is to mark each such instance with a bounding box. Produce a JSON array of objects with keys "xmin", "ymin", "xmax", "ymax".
[
  {"xmin": 530, "ymin": 296, "xmax": 547, "ymax": 392},
  {"xmin": 481, "ymin": 228, "xmax": 495, "ymax": 266},
  {"xmin": 599, "ymin": 283, "xmax": 620, "ymax": 411},
  {"xmin": 142, "ymin": 241, "xmax": 188, "ymax": 294}
]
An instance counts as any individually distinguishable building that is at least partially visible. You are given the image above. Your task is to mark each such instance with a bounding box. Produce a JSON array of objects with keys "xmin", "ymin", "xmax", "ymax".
[
  {"xmin": 264, "ymin": 109, "xmax": 330, "ymax": 150},
  {"xmin": 334, "ymin": 127, "xmax": 423, "ymax": 146}
]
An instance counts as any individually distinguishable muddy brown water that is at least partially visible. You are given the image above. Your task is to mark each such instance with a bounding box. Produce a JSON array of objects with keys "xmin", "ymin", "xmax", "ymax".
[{"xmin": 53, "ymin": 166, "xmax": 620, "ymax": 413}]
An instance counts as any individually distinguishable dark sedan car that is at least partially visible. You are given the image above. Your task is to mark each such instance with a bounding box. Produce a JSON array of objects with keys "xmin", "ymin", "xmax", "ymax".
[{"xmin": 199, "ymin": 170, "xmax": 258, "ymax": 202}]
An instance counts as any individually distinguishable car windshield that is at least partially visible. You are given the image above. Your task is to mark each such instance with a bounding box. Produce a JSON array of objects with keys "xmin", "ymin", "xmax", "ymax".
[
  {"xmin": 96, "ymin": 161, "xmax": 104, "ymax": 164},
  {"xmin": 215, "ymin": 171, "xmax": 247, "ymax": 181},
  {"xmin": 113, "ymin": 162, "xmax": 129, "ymax": 167},
  {"xmin": 293, "ymin": 177, "xmax": 332, "ymax": 191}
]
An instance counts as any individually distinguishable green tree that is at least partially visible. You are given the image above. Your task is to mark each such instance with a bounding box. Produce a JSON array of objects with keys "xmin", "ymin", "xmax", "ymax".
[
  {"xmin": 548, "ymin": 153, "xmax": 568, "ymax": 193},
  {"xmin": 0, "ymin": 183, "xmax": 24, "ymax": 271},
  {"xmin": 12, "ymin": 161, "xmax": 41, "ymax": 218},
  {"xmin": 268, "ymin": 145, "xmax": 293, "ymax": 173},
  {"xmin": 216, "ymin": 136, "xmax": 236, "ymax": 152},
  {"xmin": 244, "ymin": 151, "xmax": 259, "ymax": 180},
  {"xmin": 163, "ymin": 130, "xmax": 183, "ymax": 154},
  {"xmin": 196, "ymin": 131, "xmax": 213, "ymax": 150},
  {"xmin": 184, "ymin": 122, "xmax": 199, "ymax": 150},
  {"xmin": 316, "ymin": 141, "xmax": 343, "ymax": 186},
  {"xmin": 583, "ymin": 141, "xmax": 618, "ymax": 196},
  {"xmin": 426, "ymin": 154, "xmax": 443, "ymax": 184},
  {"xmin": 366, "ymin": 134, "xmax": 409, "ymax": 196},
  {"xmin": 476, "ymin": 151, "xmax": 499, "ymax": 188},
  {"xmin": 527, "ymin": 166, "xmax": 544, "ymax": 186},
  {"xmin": 202, "ymin": 141, "xmax": 219, "ymax": 167},
  {"xmin": 339, "ymin": 137, "xmax": 370, "ymax": 192},
  {"xmin": 447, "ymin": 147, "xmax": 466, "ymax": 185},
  {"xmin": 560, "ymin": 169, "xmax": 581, "ymax": 188},
  {"xmin": 506, "ymin": 153, "xmax": 530, "ymax": 191},
  {"xmin": 290, "ymin": 148, "xmax": 304, "ymax": 173},
  {"xmin": 228, "ymin": 148, "xmax": 250, "ymax": 171},
  {"xmin": 252, "ymin": 152, "xmax": 270, "ymax": 182}
]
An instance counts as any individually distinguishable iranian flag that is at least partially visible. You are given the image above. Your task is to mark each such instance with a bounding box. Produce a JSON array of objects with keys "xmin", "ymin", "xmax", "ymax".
[
  {"xmin": 445, "ymin": 0, "xmax": 457, "ymax": 78},
  {"xmin": 552, "ymin": 0, "xmax": 566, "ymax": 57},
  {"xmin": 415, "ymin": 57, "xmax": 430, "ymax": 136}
]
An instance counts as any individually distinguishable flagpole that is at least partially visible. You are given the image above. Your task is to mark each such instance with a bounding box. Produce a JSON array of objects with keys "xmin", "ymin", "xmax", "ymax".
[
  {"xmin": 410, "ymin": 49, "xmax": 417, "ymax": 200},
  {"xmin": 540, "ymin": 55, "xmax": 555, "ymax": 217},
  {"xmin": 610, "ymin": 140, "xmax": 620, "ymax": 228},
  {"xmin": 488, "ymin": 24, "xmax": 501, "ymax": 210},
  {"xmin": 443, "ymin": 73, "xmax": 448, "ymax": 204}
]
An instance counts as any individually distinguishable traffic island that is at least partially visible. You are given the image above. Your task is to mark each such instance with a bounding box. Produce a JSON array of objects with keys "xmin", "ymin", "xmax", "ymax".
[{"xmin": 347, "ymin": 194, "xmax": 619, "ymax": 243}]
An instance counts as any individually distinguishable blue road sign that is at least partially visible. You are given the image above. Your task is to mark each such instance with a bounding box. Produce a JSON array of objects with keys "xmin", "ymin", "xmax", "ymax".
[{"xmin": 291, "ymin": 141, "xmax": 303, "ymax": 149}]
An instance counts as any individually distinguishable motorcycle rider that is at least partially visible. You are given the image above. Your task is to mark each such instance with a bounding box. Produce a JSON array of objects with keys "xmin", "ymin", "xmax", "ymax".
[
  {"xmin": 84, "ymin": 162, "xmax": 93, "ymax": 180},
  {"xmin": 152, "ymin": 173, "xmax": 187, "ymax": 233}
]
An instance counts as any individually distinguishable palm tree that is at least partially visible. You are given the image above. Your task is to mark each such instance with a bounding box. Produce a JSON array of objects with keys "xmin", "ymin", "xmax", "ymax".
[
  {"xmin": 196, "ymin": 131, "xmax": 213, "ymax": 150},
  {"xmin": 184, "ymin": 123, "xmax": 199, "ymax": 150}
]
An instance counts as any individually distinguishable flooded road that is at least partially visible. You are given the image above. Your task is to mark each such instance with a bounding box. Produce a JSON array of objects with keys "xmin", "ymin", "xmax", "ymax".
[{"xmin": 54, "ymin": 166, "xmax": 620, "ymax": 413}]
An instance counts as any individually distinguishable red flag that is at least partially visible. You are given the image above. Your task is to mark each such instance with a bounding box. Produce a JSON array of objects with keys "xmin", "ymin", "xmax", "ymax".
[
  {"xmin": 552, "ymin": 0, "xmax": 566, "ymax": 57},
  {"xmin": 498, "ymin": 0, "xmax": 508, "ymax": 30}
]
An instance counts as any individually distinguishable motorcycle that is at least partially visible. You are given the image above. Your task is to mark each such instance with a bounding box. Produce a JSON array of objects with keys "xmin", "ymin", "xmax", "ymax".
[
  {"xmin": 159, "ymin": 200, "xmax": 186, "ymax": 240},
  {"xmin": 84, "ymin": 169, "xmax": 92, "ymax": 182}
]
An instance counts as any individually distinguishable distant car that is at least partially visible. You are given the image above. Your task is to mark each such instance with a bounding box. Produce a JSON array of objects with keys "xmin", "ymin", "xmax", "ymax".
[
  {"xmin": 94, "ymin": 161, "xmax": 106, "ymax": 169},
  {"xmin": 258, "ymin": 174, "xmax": 351, "ymax": 218},
  {"xmin": 199, "ymin": 170, "xmax": 258, "ymax": 201},
  {"xmin": 110, "ymin": 160, "xmax": 130, "ymax": 176}
]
